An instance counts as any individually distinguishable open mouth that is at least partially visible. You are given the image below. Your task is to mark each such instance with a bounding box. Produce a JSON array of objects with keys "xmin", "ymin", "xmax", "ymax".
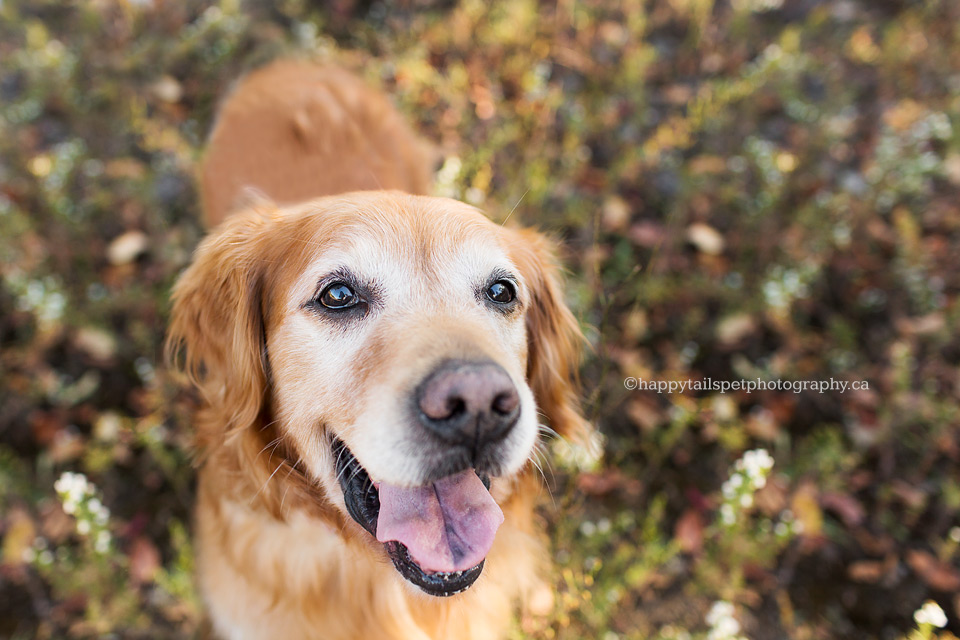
[{"xmin": 332, "ymin": 438, "xmax": 502, "ymax": 597}]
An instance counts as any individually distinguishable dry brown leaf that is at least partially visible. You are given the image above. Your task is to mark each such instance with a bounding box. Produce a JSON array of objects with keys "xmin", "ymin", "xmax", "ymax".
[
  {"xmin": 107, "ymin": 230, "xmax": 148, "ymax": 266},
  {"xmin": 685, "ymin": 223, "xmax": 725, "ymax": 255},
  {"xmin": 745, "ymin": 407, "xmax": 779, "ymax": 442},
  {"xmin": 688, "ymin": 155, "xmax": 727, "ymax": 175},
  {"xmin": 848, "ymin": 560, "xmax": 885, "ymax": 583},
  {"xmin": 890, "ymin": 480, "xmax": 927, "ymax": 510},
  {"xmin": 601, "ymin": 196, "xmax": 630, "ymax": 232},
  {"xmin": 576, "ymin": 470, "xmax": 643, "ymax": 497},
  {"xmin": 754, "ymin": 475, "xmax": 789, "ymax": 515},
  {"xmin": 73, "ymin": 327, "xmax": 118, "ymax": 362},
  {"xmin": 853, "ymin": 528, "xmax": 895, "ymax": 556},
  {"xmin": 906, "ymin": 549, "xmax": 960, "ymax": 592},
  {"xmin": 674, "ymin": 508, "xmax": 704, "ymax": 554},
  {"xmin": 716, "ymin": 313, "xmax": 757, "ymax": 346},
  {"xmin": 129, "ymin": 536, "xmax": 161, "ymax": 584},
  {"xmin": 38, "ymin": 501, "xmax": 74, "ymax": 543},
  {"xmin": 628, "ymin": 221, "xmax": 665, "ymax": 248},
  {"xmin": 791, "ymin": 482, "xmax": 823, "ymax": 537},
  {"xmin": 150, "ymin": 75, "xmax": 183, "ymax": 103},
  {"xmin": 625, "ymin": 397, "xmax": 662, "ymax": 433},
  {"xmin": 821, "ymin": 491, "xmax": 865, "ymax": 528},
  {"xmin": 1, "ymin": 508, "xmax": 35, "ymax": 567}
]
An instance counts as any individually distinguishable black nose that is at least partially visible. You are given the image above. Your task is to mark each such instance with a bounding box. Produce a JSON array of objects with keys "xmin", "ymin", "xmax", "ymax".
[{"xmin": 416, "ymin": 360, "xmax": 520, "ymax": 452}]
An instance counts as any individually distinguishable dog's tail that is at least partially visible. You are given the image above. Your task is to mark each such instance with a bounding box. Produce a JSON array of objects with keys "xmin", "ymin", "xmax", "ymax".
[{"xmin": 199, "ymin": 59, "xmax": 437, "ymax": 226}]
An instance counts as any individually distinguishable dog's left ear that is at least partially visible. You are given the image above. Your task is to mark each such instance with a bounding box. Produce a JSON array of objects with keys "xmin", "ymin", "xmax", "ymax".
[{"xmin": 508, "ymin": 228, "xmax": 590, "ymax": 443}]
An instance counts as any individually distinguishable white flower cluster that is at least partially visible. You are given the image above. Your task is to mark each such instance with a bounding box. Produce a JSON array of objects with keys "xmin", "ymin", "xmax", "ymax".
[
  {"xmin": 705, "ymin": 601, "xmax": 746, "ymax": 640},
  {"xmin": 579, "ymin": 517, "xmax": 613, "ymax": 538},
  {"xmin": 21, "ymin": 536, "xmax": 53, "ymax": 566},
  {"xmin": 736, "ymin": 449, "xmax": 774, "ymax": 482},
  {"xmin": 913, "ymin": 600, "xmax": 948, "ymax": 629},
  {"xmin": 552, "ymin": 429, "xmax": 605, "ymax": 472},
  {"xmin": 719, "ymin": 449, "xmax": 774, "ymax": 526},
  {"xmin": 773, "ymin": 509, "xmax": 802, "ymax": 539},
  {"xmin": 54, "ymin": 471, "xmax": 112, "ymax": 554},
  {"xmin": 657, "ymin": 625, "xmax": 691, "ymax": 640}
]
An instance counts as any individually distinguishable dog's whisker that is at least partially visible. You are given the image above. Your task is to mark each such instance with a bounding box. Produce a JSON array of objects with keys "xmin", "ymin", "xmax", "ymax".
[
  {"xmin": 250, "ymin": 460, "xmax": 286, "ymax": 506},
  {"xmin": 528, "ymin": 452, "xmax": 557, "ymax": 511},
  {"xmin": 500, "ymin": 188, "xmax": 529, "ymax": 226},
  {"xmin": 365, "ymin": 166, "xmax": 384, "ymax": 190},
  {"xmin": 347, "ymin": 463, "xmax": 366, "ymax": 484},
  {"xmin": 279, "ymin": 460, "xmax": 301, "ymax": 515},
  {"xmin": 256, "ymin": 436, "xmax": 283, "ymax": 461},
  {"xmin": 531, "ymin": 439, "xmax": 556, "ymax": 484},
  {"xmin": 537, "ymin": 423, "xmax": 560, "ymax": 441},
  {"xmin": 258, "ymin": 418, "xmax": 281, "ymax": 433}
]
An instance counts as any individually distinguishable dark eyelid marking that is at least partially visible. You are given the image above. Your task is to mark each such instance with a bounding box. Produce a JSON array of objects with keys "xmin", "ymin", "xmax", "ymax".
[
  {"xmin": 302, "ymin": 267, "xmax": 382, "ymax": 316},
  {"xmin": 478, "ymin": 268, "xmax": 522, "ymax": 312}
]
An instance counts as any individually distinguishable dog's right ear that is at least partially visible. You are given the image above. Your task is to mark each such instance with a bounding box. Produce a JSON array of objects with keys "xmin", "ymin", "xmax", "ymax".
[
  {"xmin": 506, "ymin": 227, "xmax": 591, "ymax": 445},
  {"xmin": 166, "ymin": 206, "xmax": 277, "ymax": 445}
]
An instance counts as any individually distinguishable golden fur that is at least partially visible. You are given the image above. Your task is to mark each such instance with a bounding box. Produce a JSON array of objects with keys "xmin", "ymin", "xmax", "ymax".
[{"xmin": 168, "ymin": 59, "xmax": 587, "ymax": 640}]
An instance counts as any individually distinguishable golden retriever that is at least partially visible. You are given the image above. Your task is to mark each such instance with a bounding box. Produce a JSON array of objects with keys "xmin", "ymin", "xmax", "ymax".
[{"xmin": 168, "ymin": 59, "xmax": 587, "ymax": 640}]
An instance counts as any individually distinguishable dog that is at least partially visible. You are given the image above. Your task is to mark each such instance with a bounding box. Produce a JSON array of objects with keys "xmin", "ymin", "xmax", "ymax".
[{"xmin": 167, "ymin": 59, "xmax": 588, "ymax": 640}]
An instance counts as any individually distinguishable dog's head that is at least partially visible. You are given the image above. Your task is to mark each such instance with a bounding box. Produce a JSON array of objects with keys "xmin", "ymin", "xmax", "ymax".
[{"xmin": 168, "ymin": 191, "xmax": 586, "ymax": 596}]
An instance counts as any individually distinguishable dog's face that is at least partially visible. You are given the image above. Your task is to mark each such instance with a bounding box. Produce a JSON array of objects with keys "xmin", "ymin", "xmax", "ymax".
[
  {"xmin": 270, "ymin": 194, "xmax": 537, "ymax": 486},
  {"xmin": 169, "ymin": 191, "xmax": 586, "ymax": 597}
]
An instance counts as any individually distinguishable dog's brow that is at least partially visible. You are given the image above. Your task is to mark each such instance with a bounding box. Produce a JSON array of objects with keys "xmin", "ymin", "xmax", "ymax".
[{"xmin": 290, "ymin": 237, "xmax": 328, "ymax": 249}]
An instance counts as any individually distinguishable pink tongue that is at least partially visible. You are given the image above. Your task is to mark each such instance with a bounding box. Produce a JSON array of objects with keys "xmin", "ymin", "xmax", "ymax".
[{"xmin": 376, "ymin": 470, "xmax": 504, "ymax": 573}]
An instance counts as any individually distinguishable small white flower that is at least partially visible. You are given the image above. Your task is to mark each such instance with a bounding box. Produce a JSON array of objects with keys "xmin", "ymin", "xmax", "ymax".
[
  {"xmin": 756, "ymin": 449, "xmax": 774, "ymax": 469},
  {"xmin": 715, "ymin": 617, "xmax": 741, "ymax": 636},
  {"xmin": 739, "ymin": 493, "xmax": 754, "ymax": 508},
  {"xmin": 706, "ymin": 600, "xmax": 743, "ymax": 640},
  {"xmin": 949, "ymin": 526, "xmax": 960, "ymax": 544},
  {"xmin": 94, "ymin": 530, "xmax": 111, "ymax": 554},
  {"xmin": 706, "ymin": 601, "xmax": 735, "ymax": 626},
  {"xmin": 722, "ymin": 481, "xmax": 737, "ymax": 499},
  {"xmin": 741, "ymin": 449, "xmax": 774, "ymax": 479},
  {"xmin": 76, "ymin": 519, "xmax": 91, "ymax": 535},
  {"xmin": 914, "ymin": 600, "xmax": 947, "ymax": 628},
  {"xmin": 720, "ymin": 504, "xmax": 736, "ymax": 525}
]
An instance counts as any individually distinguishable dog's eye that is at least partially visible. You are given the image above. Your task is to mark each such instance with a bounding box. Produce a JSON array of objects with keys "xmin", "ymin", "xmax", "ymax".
[
  {"xmin": 485, "ymin": 280, "xmax": 516, "ymax": 304},
  {"xmin": 318, "ymin": 282, "xmax": 359, "ymax": 309}
]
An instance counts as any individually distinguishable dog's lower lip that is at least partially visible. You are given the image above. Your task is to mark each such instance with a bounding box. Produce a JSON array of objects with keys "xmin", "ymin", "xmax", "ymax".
[
  {"xmin": 331, "ymin": 437, "xmax": 489, "ymax": 596},
  {"xmin": 385, "ymin": 541, "xmax": 484, "ymax": 597}
]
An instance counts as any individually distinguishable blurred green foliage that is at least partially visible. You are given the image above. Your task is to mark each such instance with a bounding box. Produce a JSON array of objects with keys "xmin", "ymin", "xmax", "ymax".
[{"xmin": 1, "ymin": 0, "xmax": 959, "ymax": 638}]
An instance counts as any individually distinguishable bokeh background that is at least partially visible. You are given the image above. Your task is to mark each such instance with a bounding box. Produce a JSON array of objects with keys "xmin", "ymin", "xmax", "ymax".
[{"xmin": 1, "ymin": 0, "xmax": 959, "ymax": 638}]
